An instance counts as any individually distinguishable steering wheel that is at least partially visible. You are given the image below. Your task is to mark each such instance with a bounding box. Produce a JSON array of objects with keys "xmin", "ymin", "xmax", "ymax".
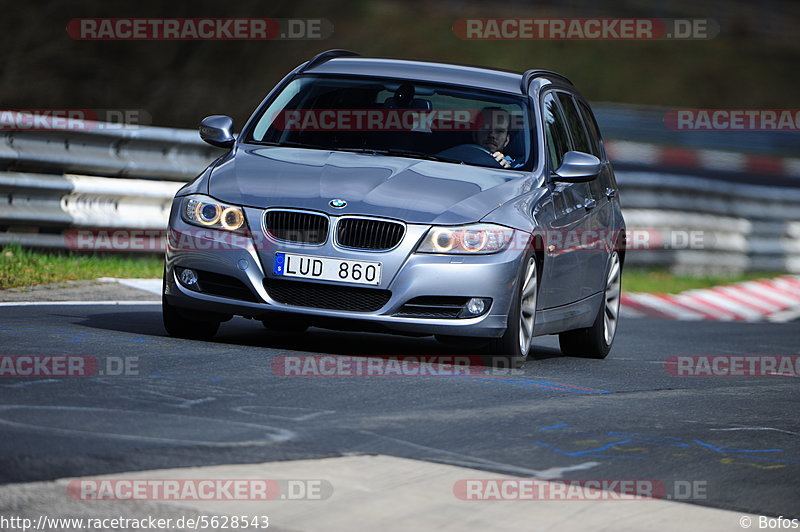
[
  {"xmin": 466, "ymin": 144, "xmax": 494, "ymax": 156},
  {"xmin": 436, "ymin": 144, "xmax": 507, "ymax": 167}
]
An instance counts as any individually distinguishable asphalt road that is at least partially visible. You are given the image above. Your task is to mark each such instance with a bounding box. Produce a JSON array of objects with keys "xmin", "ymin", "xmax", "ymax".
[{"xmin": 0, "ymin": 303, "xmax": 798, "ymax": 518}]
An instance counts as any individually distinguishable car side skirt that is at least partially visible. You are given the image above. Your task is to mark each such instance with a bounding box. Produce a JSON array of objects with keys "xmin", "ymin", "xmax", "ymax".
[{"xmin": 533, "ymin": 292, "xmax": 603, "ymax": 336}]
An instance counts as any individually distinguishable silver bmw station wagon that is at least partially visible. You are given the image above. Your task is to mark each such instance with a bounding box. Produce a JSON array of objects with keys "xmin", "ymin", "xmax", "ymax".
[{"xmin": 163, "ymin": 50, "xmax": 625, "ymax": 367}]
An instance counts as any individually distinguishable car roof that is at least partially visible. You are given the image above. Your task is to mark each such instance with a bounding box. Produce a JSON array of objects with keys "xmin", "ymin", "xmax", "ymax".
[{"xmin": 302, "ymin": 56, "xmax": 529, "ymax": 95}]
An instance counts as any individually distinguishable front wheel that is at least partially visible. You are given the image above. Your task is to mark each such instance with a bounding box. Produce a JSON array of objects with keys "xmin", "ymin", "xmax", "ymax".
[
  {"xmin": 162, "ymin": 295, "xmax": 221, "ymax": 340},
  {"xmin": 162, "ymin": 267, "xmax": 227, "ymax": 340},
  {"xmin": 487, "ymin": 254, "xmax": 538, "ymax": 368},
  {"xmin": 558, "ymin": 251, "xmax": 621, "ymax": 359}
]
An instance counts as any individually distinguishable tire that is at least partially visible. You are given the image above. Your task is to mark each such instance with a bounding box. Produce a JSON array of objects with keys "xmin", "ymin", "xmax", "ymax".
[
  {"xmin": 161, "ymin": 269, "xmax": 221, "ymax": 340},
  {"xmin": 487, "ymin": 252, "xmax": 538, "ymax": 369},
  {"xmin": 162, "ymin": 295, "xmax": 221, "ymax": 340},
  {"xmin": 558, "ymin": 251, "xmax": 621, "ymax": 359}
]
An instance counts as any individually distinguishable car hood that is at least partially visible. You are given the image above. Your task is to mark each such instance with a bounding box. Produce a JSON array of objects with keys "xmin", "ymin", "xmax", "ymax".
[{"xmin": 207, "ymin": 145, "xmax": 531, "ymax": 225}]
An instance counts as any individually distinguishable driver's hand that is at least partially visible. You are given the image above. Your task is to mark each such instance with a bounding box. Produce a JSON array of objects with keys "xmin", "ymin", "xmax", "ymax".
[{"xmin": 492, "ymin": 151, "xmax": 511, "ymax": 168}]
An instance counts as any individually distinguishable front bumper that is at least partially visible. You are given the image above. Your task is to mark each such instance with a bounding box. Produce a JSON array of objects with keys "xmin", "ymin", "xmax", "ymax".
[{"xmin": 164, "ymin": 206, "xmax": 527, "ymax": 338}]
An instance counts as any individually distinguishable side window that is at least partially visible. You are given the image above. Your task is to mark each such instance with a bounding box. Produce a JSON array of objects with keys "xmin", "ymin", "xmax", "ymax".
[
  {"xmin": 556, "ymin": 92, "xmax": 592, "ymax": 155},
  {"xmin": 542, "ymin": 92, "xmax": 570, "ymax": 170},
  {"xmin": 577, "ymin": 100, "xmax": 604, "ymax": 159},
  {"xmin": 574, "ymin": 99, "xmax": 608, "ymax": 199}
]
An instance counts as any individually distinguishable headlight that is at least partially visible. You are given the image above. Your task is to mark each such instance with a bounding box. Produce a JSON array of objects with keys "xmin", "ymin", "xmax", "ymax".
[
  {"xmin": 417, "ymin": 223, "xmax": 514, "ymax": 254},
  {"xmin": 181, "ymin": 195, "xmax": 246, "ymax": 232}
]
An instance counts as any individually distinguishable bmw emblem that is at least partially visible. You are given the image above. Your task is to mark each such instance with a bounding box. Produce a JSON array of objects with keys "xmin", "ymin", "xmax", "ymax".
[{"xmin": 329, "ymin": 199, "xmax": 347, "ymax": 209}]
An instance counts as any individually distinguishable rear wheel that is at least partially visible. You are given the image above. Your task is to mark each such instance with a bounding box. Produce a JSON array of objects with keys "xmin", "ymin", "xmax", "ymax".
[
  {"xmin": 558, "ymin": 251, "xmax": 621, "ymax": 359},
  {"xmin": 487, "ymin": 254, "xmax": 538, "ymax": 368}
]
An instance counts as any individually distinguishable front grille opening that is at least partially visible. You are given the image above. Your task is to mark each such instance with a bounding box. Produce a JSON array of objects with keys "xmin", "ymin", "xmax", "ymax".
[
  {"xmin": 265, "ymin": 210, "xmax": 329, "ymax": 244},
  {"xmin": 264, "ymin": 278, "xmax": 391, "ymax": 312},
  {"xmin": 177, "ymin": 267, "xmax": 260, "ymax": 302},
  {"xmin": 336, "ymin": 218, "xmax": 405, "ymax": 250},
  {"xmin": 394, "ymin": 296, "xmax": 471, "ymax": 319}
]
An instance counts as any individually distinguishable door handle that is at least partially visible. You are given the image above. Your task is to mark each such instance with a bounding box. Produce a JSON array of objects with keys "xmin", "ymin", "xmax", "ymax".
[
  {"xmin": 584, "ymin": 198, "xmax": 596, "ymax": 211},
  {"xmin": 605, "ymin": 187, "xmax": 617, "ymax": 198}
]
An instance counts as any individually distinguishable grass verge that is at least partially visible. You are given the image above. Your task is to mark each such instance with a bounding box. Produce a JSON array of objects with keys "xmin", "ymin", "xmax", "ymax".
[
  {"xmin": 621, "ymin": 269, "xmax": 783, "ymax": 294},
  {"xmin": 0, "ymin": 244, "xmax": 164, "ymax": 290},
  {"xmin": 0, "ymin": 244, "xmax": 786, "ymax": 293}
]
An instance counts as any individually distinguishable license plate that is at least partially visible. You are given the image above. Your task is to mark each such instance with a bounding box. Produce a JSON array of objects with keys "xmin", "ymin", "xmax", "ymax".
[{"xmin": 273, "ymin": 252, "xmax": 382, "ymax": 285}]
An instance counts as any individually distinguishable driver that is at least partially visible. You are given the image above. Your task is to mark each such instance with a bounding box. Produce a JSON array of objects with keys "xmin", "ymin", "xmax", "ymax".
[{"xmin": 474, "ymin": 107, "xmax": 514, "ymax": 168}]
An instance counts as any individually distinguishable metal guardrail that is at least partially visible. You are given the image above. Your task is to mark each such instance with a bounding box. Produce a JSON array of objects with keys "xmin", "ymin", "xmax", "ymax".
[
  {"xmin": 615, "ymin": 172, "xmax": 800, "ymax": 273},
  {"xmin": 1, "ymin": 121, "xmax": 798, "ymax": 274},
  {"xmin": 593, "ymin": 103, "xmax": 800, "ymax": 158},
  {"xmin": 0, "ymin": 118, "xmax": 223, "ymax": 180}
]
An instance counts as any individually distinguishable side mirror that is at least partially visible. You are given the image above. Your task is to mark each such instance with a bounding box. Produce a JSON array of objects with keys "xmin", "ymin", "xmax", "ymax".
[
  {"xmin": 199, "ymin": 115, "xmax": 235, "ymax": 149},
  {"xmin": 553, "ymin": 151, "xmax": 601, "ymax": 183}
]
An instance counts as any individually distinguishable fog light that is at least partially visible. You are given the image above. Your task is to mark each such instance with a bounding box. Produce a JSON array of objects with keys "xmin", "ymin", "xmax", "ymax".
[
  {"xmin": 179, "ymin": 268, "xmax": 198, "ymax": 286},
  {"xmin": 461, "ymin": 297, "xmax": 489, "ymax": 317}
]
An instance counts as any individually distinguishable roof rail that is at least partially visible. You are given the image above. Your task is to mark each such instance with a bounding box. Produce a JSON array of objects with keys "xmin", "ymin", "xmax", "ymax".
[
  {"xmin": 520, "ymin": 69, "xmax": 572, "ymax": 93},
  {"xmin": 300, "ymin": 49, "xmax": 360, "ymax": 72}
]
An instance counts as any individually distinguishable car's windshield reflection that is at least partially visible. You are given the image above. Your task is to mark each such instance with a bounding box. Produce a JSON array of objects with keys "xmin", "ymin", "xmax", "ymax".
[{"xmin": 248, "ymin": 76, "xmax": 534, "ymax": 171}]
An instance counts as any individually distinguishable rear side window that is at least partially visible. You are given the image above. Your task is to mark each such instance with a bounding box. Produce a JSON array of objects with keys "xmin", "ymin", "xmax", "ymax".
[
  {"xmin": 556, "ymin": 92, "xmax": 592, "ymax": 155},
  {"xmin": 577, "ymin": 100, "xmax": 604, "ymax": 158},
  {"xmin": 542, "ymin": 92, "xmax": 570, "ymax": 170}
]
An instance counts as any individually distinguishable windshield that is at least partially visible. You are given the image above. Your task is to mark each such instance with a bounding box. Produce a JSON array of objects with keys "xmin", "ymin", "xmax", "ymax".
[{"xmin": 247, "ymin": 75, "xmax": 534, "ymax": 171}]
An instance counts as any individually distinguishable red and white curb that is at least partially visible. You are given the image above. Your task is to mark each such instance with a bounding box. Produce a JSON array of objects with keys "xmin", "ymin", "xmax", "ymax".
[
  {"xmin": 606, "ymin": 140, "xmax": 800, "ymax": 178},
  {"xmin": 621, "ymin": 275, "xmax": 800, "ymax": 322}
]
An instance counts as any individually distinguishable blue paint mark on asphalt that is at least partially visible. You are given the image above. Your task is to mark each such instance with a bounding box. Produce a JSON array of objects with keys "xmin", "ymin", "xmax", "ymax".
[
  {"xmin": 534, "ymin": 439, "xmax": 646, "ymax": 459},
  {"xmin": 606, "ymin": 432, "xmax": 690, "ymax": 448},
  {"xmin": 467, "ymin": 376, "xmax": 610, "ymax": 394},
  {"xmin": 693, "ymin": 440, "xmax": 784, "ymax": 454},
  {"xmin": 539, "ymin": 423, "xmax": 570, "ymax": 430}
]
